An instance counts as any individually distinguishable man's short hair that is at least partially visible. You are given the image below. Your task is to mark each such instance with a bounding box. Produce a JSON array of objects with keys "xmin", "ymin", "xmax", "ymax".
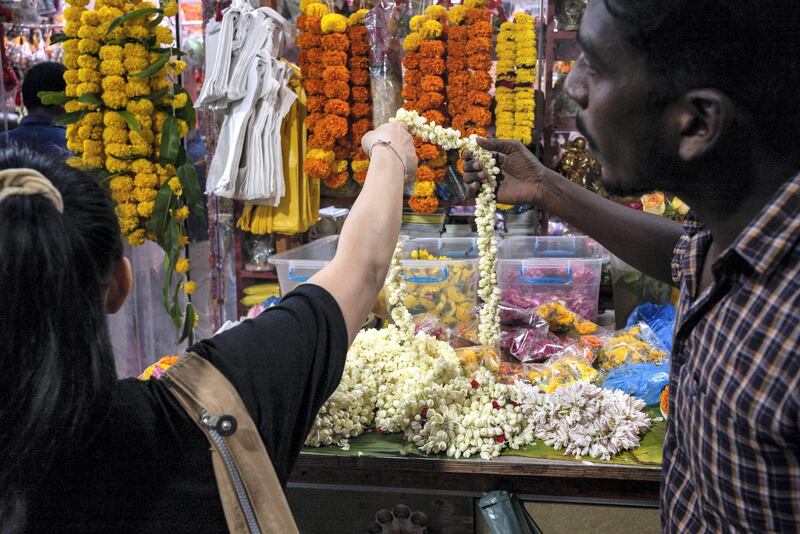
[
  {"xmin": 603, "ymin": 0, "xmax": 800, "ymax": 152},
  {"xmin": 22, "ymin": 62, "xmax": 67, "ymax": 111}
]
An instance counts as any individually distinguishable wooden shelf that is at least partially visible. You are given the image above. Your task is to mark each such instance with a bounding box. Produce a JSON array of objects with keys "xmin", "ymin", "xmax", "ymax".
[
  {"xmin": 552, "ymin": 30, "xmax": 577, "ymax": 41},
  {"xmin": 240, "ymin": 270, "xmax": 278, "ymax": 280}
]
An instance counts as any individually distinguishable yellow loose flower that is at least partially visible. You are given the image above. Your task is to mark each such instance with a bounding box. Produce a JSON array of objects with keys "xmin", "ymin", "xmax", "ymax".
[
  {"xmin": 409, "ymin": 15, "xmax": 425, "ymax": 31},
  {"xmin": 320, "ymin": 13, "xmax": 347, "ymax": 34},
  {"xmin": 448, "ymin": 6, "xmax": 466, "ymax": 25},
  {"xmin": 419, "ymin": 19, "xmax": 442, "ymax": 39},
  {"xmin": 137, "ymin": 200, "xmax": 155, "ymax": 218},
  {"xmin": 167, "ymin": 60, "xmax": 186, "ymax": 76},
  {"xmin": 172, "ymin": 92, "xmax": 188, "ymax": 109},
  {"xmin": 348, "ymin": 8, "xmax": 368, "ymax": 26},
  {"xmin": 424, "ymin": 5, "xmax": 447, "ymax": 21},
  {"xmin": 305, "ymin": 2, "xmax": 327, "ymax": 17},
  {"xmin": 403, "ymin": 32, "xmax": 422, "ymax": 52},
  {"xmin": 172, "ymin": 205, "xmax": 189, "ymax": 221},
  {"xmin": 175, "ymin": 258, "xmax": 190, "ymax": 274},
  {"xmin": 168, "ymin": 176, "xmax": 182, "ymax": 194},
  {"xmin": 155, "ymin": 25, "xmax": 174, "ymax": 45},
  {"xmin": 163, "ymin": 0, "xmax": 178, "ymax": 17},
  {"xmin": 181, "ymin": 281, "xmax": 197, "ymax": 295},
  {"xmin": 127, "ymin": 229, "xmax": 146, "ymax": 246}
]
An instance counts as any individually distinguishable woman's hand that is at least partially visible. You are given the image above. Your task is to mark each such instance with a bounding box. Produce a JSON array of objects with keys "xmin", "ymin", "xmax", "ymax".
[
  {"xmin": 361, "ymin": 122, "xmax": 418, "ymax": 181},
  {"xmin": 461, "ymin": 138, "xmax": 547, "ymax": 205}
]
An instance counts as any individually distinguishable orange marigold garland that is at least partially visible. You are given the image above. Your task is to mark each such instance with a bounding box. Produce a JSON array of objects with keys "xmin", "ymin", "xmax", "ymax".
[
  {"xmin": 348, "ymin": 9, "xmax": 371, "ymax": 185},
  {"xmin": 319, "ymin": 12, "xmax": 351, "ymax": 189},
  {"xmin": 403, "ymin": 5, "xmax": 448, "ymax": 214},
  {"xmin": 299, "ymin": 2, "xmax": 334, "ymax": 181},
  {"xmin": 452, "ymin": 0, "xmax": 492, "ymax": 138}
]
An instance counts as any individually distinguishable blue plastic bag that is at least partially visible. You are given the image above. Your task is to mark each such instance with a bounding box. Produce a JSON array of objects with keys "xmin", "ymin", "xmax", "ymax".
[
  {"xmin": 626, "ymin": 303, "xmax": 676, "ymax": 351},
  {"xmin": 602, "ymin": 361, "xmax": 670, "ymax": 406}
]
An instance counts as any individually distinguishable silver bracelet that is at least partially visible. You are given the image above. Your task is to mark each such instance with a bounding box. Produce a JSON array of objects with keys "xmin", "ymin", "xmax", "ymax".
[{"xmin": 369, "ymin": 139, "xmax": 407, "ymax": 177}]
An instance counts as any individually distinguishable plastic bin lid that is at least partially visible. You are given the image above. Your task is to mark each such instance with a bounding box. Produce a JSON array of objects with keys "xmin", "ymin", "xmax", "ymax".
[{"xmin": 499, "ymin": 235, "xmax": 608, "ymax": 262}]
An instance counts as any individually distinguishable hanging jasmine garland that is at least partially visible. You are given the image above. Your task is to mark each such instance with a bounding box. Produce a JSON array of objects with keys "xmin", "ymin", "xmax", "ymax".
[{"xmin": 54, "ymin": 0, "xmax": 201, "ymax": 336}]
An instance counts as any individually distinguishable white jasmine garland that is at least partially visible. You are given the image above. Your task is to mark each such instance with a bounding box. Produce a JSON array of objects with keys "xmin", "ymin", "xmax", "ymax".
[
  {"xmin": 515, "ymin": 381, "xmax": 652, "ymax": 460},
  {"xmin": 391, "ymin": 109, "xmax": 501, "ymax": 346}
]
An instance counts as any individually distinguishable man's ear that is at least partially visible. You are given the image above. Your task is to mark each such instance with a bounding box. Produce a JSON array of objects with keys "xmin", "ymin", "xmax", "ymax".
[
  {"xmin": 674, "ymin": 89, "xmax": 735, "ymax": 163},
  {"xmin": 105, "ymin": 257, "xmax": 133, "ymax": 314}
]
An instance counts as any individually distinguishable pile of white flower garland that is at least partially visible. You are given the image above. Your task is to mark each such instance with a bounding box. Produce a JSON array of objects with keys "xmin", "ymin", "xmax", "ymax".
[{"xmin": 305, "ymin": 110, "xmax": 651, "ymax": 461}]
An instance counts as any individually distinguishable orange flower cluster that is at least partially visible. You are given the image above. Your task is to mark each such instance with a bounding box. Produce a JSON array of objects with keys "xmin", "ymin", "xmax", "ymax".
[
  {"xmin": 403, "ymin": 5, "xmax": 448, "ymax": 214},
  {"xmin": 298, "ymin": 3, "xmax": 336, "ymax": 181},
  {"xmin": 449, "ymin": 0, "xmax": 492, "ymax": 138},
  {"xmin": 320, "ymin": 13, "xmax": 351, "ymax": 189},
  {"xmin": 348, "ymin": 9, "xmax": 371, "ymax": 185}
]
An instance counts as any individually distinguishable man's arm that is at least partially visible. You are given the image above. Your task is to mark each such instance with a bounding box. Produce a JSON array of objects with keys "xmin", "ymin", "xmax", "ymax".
[
  {"xmin": 462, "ymin": 139, "xmax": 683, "ymax": 284},
  {"xmin": 309, "ymin": 123, "xmax": 417, "ymax": 344}
]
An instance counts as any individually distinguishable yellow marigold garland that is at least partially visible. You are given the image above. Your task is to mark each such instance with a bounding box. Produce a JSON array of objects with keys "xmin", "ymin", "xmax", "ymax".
[
  {"xmin": 58, "ymin": 0, "xmax": 202, "ymax": 336},
  {"xmin": 513, "ymin": 13, "xmax": 536, "ymax": 145}
]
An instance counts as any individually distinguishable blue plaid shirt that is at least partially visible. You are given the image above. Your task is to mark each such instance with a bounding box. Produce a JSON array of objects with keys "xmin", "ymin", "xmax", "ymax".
[{"xmin": 662, "ymin": 171, "xmax": 800, "ymax": 531}]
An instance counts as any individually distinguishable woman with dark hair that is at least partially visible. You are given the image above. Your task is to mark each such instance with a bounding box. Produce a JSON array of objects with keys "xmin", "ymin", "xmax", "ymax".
[{"xmin": 0, "ymin": 122, "xmax": 416, "ymax": 533}]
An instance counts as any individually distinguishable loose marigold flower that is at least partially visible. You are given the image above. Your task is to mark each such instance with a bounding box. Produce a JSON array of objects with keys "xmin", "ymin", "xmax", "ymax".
[
  {"xmin": 324, "ymin": 98, "xmax": 350, "ymax": 116},
  {"xmin": 420, "ymin": 75, "xmax": 444, "ymax": 93},
  {"xmin": 322, "ymin": 50, "xmax": 347, "ymax": 67},
  {"xmin": 321, "ymin": 32, "xmax": 349, "ymax": 51},
  {"xmin": 322, "ymin": 66, "xmax": 350, "ymax": 83}
]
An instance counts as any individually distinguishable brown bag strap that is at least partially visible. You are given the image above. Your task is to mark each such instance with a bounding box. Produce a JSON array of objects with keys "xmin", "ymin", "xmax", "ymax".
[{"xmin": 161, "ymin": 352, "xmax": 299, "ymax": 534}]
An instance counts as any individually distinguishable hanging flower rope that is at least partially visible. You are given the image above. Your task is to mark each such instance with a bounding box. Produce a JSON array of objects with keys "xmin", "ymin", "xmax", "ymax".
[
  {"xmin": 298, "ymin": 1, "xmax": 334, "ymax": 182},
  {"xmin": 494, "ymin": 19, "xmax": 515, "ymax": 140},
  {"xmin": 348, "ymin": 9, "xmax": 371, "ymax": 186},
  {"xmin": 513, "ymin": 13, "xmax": 536, "ymax": 145},
  {"xmin": 54, "ymin": 0, "xmax": 200, "ymax": 337},
  {"xmin": 403, "ymin": 6, "xmax": 447, "ymax": 214},
  {"xmin": 451, "ymin": 0, "xmax": 492, "ymax": 139}
]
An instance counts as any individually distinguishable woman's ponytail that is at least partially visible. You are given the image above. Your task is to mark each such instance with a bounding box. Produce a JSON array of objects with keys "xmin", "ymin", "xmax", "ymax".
[{"xmin": 0, "ymin": 149, "xmax": 121, "ymax": 532}]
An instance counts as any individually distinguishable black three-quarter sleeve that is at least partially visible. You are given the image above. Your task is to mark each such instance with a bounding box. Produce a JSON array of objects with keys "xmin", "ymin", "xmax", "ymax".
[{"xmin": 189, "ymin": 284, "xmax": 348, "ymax": 485}]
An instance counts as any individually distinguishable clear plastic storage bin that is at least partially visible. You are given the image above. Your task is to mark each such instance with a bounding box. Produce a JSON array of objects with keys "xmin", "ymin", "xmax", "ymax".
[
  {"xmin": 498, "ymin": 236, "xmax": 608, "ymax": 320},
  {"xmin": 399, "ymin": 237, "xmax": 480, "ymax": 326},
  {"xmin": 268, "ymin": 235, "xmax": 339, "ymax": 295}
]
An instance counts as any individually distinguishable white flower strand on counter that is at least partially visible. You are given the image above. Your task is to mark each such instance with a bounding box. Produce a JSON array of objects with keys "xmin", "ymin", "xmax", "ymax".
[
  {"xmin": 391, "ymin": 108, "xmax": 501, "ymax": 346},
  {"xmin": 515, "ymin": 381, "xmax": 652, "ymax": 461}
]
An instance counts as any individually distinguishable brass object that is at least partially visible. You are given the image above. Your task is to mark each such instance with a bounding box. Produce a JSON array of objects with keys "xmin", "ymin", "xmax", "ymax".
[{"xmin": 555, "ymin": 136, "xmax": 605, "ymax": 196}]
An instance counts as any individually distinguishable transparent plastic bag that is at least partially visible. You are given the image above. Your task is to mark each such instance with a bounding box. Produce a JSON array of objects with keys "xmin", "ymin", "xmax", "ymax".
[
  {"xmin": 596, "ymin": 323, "xmax": 668, "ymax": 371},
  {"xmin": 455, "ymin": 345, "xmax": 501, "ymax": 374},
  {"xmin": 533, "ymin": 300, "xmax": 604, "ymax": 338},
  {"xmin": 525, "ymin": 354, "xmax": 601, "ymax": 394},
  {"xmin": 365, "ymin": 0, "xmax": 403, "ymax": 126},
  {"xmin": 412, "ymin": 313, "xmax": 449, "ymax": 342},
  {"xmin": 497, "ymin": 301, "xmax": 548, "ymax": 328},
  {"xmin": 449, "ymin": 319, "xmax": 481, "ymax": 349},
  {"xmin": 500, "ymin": 326, "xmax": 564, "ymax": 364}
]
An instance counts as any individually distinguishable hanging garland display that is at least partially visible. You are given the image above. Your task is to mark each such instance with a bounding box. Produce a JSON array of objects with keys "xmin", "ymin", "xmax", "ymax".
[
  {"xmin": 348, "ymin": 9, "xmax": 371, "ymax": 185},
  {"xmin": 298, "ymin": 1, "xmax": 334, "ymax": 182},
  {"xmin": 318, "ymin": 12, "xmax": 351, "ymax": 189},
  {"xmin": 450, "ymin": 0, "xmax": 492, "ymax": 138},
  {"xmin": 402, "ymin": 5, "xmax": 448, "ymax": 214},
  {"xmin": 55, "ymin": 0, "xmax": 200, "ymax": 336},
  {"xmin": 494, "ymin": 12, "xmax": 536, "ymax": 144}
]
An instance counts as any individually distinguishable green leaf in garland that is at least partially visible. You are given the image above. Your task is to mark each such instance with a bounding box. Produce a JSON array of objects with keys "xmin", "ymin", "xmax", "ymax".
[
  {"xmin": 108, "ymin": 7, "xmax": 162, "ymax": 33},
  {"xmin": 50, "ymin": 33, "xmax": 72, "ymax": 44},
  {"xmin": 159, "ymin": 115, "xmax": 180, "ymax": 166},
  {"xmin": 52, "ymin": 110, "xmax": 88, "ymax": 127},
  {"xmin": 178, "ymin": 303, "xmax": 197, "ymax": 344},
  {"xmin": 115, "ymin": 110, "xmax": 142, "ymax": 132},
  {"xmin": 78, "ymin": 93, "xmax": 103, "ymax": 106},
  {"xmin": 130, "ymin": 50, "xmax": 171, "ymax": 79},
  {"xmin": 177, "ymin": 162, "xmax": 204, "ymax": 217},
  {"xmin": 161, "ymin": 251, "xmax": 177, "ymax": 317},
  {"xmin": 148, "ymin": 13, "xmax": 165, "ymax": 28},
  {"xmin": 38, "ymin": 91, "xmax": 69, "ymax": 105},
  {"xmin": 148, "ymin": 184, "xmax": 174, "ymax": 241},
  {"xmin": 139, "ymin": 87, "xmax": 169, "ymax": 102}
]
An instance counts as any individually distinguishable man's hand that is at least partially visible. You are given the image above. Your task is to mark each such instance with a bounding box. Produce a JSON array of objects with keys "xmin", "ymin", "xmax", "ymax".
[
  {"xmin": 362, "ymin": 122, "xmax": 418, "ymax": 181},
  {"xmin": 461, "ymin": 138, "xmax": 547, "ymax": 205}
]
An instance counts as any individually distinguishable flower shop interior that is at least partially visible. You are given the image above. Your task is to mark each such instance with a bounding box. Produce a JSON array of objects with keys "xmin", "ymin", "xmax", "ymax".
[{"xmin": 2, "ymin": 0, "xmax": 688, "ymax": 531}]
